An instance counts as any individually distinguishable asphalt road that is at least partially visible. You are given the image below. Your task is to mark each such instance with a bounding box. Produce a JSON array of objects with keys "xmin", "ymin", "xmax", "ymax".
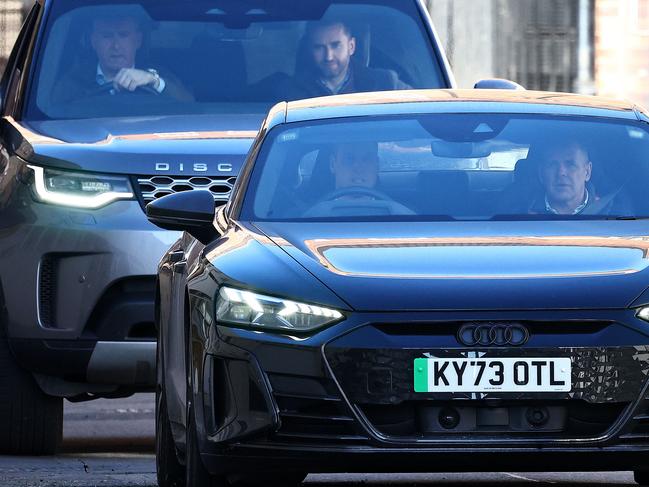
[{"xmin": 0, "ymin": 393, "xmax": 643, "ymax": 486}]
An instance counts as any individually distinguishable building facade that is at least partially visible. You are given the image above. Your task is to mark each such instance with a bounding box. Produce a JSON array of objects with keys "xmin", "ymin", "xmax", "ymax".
[
  {"xmin": 0, "ymin": 1, "xmax": 25, "ymax": 72},
  {"xmin": 427, "ymin": 0, "xmax": 593, "ymax": 94},
  {"xmin": 595, "ymin": 0, "xmax": 649, "ymax": 107}
]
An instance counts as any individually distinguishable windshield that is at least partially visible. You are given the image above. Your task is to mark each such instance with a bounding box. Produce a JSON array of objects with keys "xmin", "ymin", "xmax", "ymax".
[
  {"xmin": 24, "ymin": 0, "xmax": 445, "ymax": 120},
  {"xmin": 242, "ymin": 113, "xmax": 649, "ymax": 221}
]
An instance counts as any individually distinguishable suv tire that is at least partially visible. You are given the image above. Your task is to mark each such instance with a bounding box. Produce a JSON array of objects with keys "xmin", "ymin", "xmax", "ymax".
[{"xmin": 0, "ymin": 302, "xmax": 63, "ymax": 455}]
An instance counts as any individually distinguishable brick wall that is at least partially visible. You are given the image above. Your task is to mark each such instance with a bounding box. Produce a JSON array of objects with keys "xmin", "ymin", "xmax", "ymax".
[{"xmin": 596, "ymin": 0, "xmax": 649, "ymax": 107}]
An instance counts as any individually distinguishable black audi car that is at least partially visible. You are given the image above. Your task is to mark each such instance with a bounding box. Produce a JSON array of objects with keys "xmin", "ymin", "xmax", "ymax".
[{"xmin": 148, "ymin": 89, "xmax": 649, "ymax": 486}]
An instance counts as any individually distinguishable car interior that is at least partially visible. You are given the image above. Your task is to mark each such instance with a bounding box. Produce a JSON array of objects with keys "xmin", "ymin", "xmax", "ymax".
[
  {"xmin": 257, "ymin": 121, "xmax": 649, "ymax": 221},
  {"xmin": 30, "ymin": 2, "xmax": 444, "ymax": 119}
]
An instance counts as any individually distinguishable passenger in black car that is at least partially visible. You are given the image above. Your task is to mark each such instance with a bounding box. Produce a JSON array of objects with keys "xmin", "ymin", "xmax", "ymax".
[
  {"xmin": 528, "ymin": 139, "xmax": 631, "ymax": 215},
  {"xmin": 279, "ymin": 19, "xmax": 410, "ymax": 100},
  {"xmin": 52, "ymin": 13, "xmax": 193, "ymax": 103}
]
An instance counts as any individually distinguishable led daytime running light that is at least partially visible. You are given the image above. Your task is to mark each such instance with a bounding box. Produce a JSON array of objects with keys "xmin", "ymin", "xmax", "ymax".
[
  {"xmin": 28, "ymin": 165, "xmax": 134, "ymax": 209},
  {"xmin": 216, "ymin": 286, "xmax": 343, "ymax": 332}
]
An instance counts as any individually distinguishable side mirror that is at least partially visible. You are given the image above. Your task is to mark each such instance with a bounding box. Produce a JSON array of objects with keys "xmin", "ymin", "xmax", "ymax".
[
  {"xmin": 474, "ymin": 79, "xmax": 525, "ymax": 90},
  {"xmin": 146, "ymin": 190, "xmax": 219, "ymax": 245}
]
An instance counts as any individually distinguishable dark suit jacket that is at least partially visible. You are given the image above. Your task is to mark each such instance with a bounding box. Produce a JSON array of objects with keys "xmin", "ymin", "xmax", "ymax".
[
  {"xmin": 52, "ymin": 63, "xmax": 193, "ymax": 103},
  {"xmin": 276, "ymin": 64, "xmax": 410, "ymax": 101}
]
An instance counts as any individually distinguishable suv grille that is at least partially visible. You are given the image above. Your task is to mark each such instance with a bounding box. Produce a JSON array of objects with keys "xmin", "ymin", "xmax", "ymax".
[{"xmin": 136, "ymin": 175, "xmax": 236, "ymax": 205}]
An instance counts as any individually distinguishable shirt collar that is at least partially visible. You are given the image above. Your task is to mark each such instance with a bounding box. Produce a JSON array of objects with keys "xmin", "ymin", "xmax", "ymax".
[
  {"xmin": 317, "ymin": 68, "xmax": 352, "ymax": 95},
  {"xmin": 545, "ymin": 188, "xmax": 589, "ymax": 215}
]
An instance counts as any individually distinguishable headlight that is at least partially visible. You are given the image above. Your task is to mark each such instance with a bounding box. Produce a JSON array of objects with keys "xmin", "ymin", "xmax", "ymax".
[
  {"xmin": 216, "ymin": 286, "xmax": 344, "ymax": 333},
  {"xmin": 28, "ymin": 165, "xmax": 134, "ymax": 209},
  {"xmin": 637, "ymin": 307, "xmax": 649, "ymax": 322}
]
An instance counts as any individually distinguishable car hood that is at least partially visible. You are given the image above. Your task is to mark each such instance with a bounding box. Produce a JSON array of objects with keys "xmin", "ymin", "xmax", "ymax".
[
  {"xmin": 4, "ymin": 114, "xmax": 263, "ymax": 175},
  {"xmin": 254, "ymin": 220, "xmax": 649, "ymax": 311}
]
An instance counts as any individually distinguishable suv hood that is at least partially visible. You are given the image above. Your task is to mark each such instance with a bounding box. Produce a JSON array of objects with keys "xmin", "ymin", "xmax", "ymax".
[
  {"xmin": 255, "ymin": 220, "xmax": 649, "ymax": 311},
  {"xmin": 4, "ymin": 114, "xmax": 262, "ymax": 175}
]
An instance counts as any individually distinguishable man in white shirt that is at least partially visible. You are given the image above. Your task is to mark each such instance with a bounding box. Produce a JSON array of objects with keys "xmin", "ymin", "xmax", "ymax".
[
  {"xmin": 91, "ymin": 16, "xmax": 164, "ymax": 94},
  {"xmin": 53, "ymin": 14, "xmax": 192, "ymax": 102},
  {"xmin": 537, "ymin": 141, "xmax": 592, "ymax": 215}
]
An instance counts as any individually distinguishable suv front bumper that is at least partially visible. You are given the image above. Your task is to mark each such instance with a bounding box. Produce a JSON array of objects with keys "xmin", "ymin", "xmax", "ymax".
[{"xmin": 2, "ymin": 197, "xmax": 179, "ymax": 391}]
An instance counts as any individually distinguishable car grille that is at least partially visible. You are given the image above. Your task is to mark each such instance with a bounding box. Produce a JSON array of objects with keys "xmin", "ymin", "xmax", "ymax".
[{"xmin": 136, "ymin": 175, "xmax": 236, "ymax": 206}]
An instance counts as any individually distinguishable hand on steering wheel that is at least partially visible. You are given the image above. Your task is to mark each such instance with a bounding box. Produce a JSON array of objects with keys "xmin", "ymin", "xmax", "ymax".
[
  {"xmin": 88, "ymin": 82, "xmax": 160, "ymax": 97},
  {"xmin": 89, "ymin": 68, "xmax": 161, "ymax": 96}
]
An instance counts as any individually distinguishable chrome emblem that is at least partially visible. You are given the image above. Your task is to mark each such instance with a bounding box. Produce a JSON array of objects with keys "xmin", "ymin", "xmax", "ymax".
[
  {"xmin": 457, "ymin": 322, "xmax": 530, "ymax": 347},
  {"xmin": 154, "ymin": 163, "xmax": 233, "ymax": 172}
]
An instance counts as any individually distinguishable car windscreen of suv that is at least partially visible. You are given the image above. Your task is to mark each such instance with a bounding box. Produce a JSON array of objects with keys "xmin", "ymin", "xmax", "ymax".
[
  {"xmin": 243, "ymin": 114, "xmax": 649, "ymax": 221},
  {"xmin": 25, "ymin": 0, "xmax": 444, "ymax": 120}
]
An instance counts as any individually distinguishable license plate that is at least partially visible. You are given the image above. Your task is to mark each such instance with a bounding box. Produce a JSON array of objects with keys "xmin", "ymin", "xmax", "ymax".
[{"xmin": 414, "ymin": 357, "xmax": 572, "ymax": 393}]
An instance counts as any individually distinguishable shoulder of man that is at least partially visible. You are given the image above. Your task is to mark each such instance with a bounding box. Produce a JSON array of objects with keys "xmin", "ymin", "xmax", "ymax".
[
  {"xmin": 52, "ymin": 62, "xmax": 97, "ymax": 101},
  {"xmin": 353, "ymin": 65, "xmax": 409, "ymax": 91},
  {"xmin": 286, "ymin": 71, "xmax": 328, "ymax": 99}
]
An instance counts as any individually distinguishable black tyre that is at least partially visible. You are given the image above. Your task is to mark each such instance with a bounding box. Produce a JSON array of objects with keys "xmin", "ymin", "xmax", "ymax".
[
  {"xmin": 185, "ymin": 405, "xmax": 228, "ymax": 487},
  {"xmin": 635, "ymin": 470, "xmax": 649, "ymax": 485},
  {"xmin": 0, "ymin": 322, "xmax": 63, "ymax": 455},
  {"xmin": 156, "ymin": 328, "xmax": 186, "ymax": 487}
]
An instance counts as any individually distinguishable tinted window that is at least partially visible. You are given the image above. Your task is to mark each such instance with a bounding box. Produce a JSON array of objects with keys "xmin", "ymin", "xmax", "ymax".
[
  {"xmin": 24, "ymin": 0, "xmax": 445, "ymax": 120},
  {"xmin": 243, "ymin": 114, "xmax": 649, "ymax": 221}
]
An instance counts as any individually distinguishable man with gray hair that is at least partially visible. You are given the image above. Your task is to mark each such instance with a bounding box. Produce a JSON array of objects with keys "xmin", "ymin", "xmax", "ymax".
[
  {"xmin": 528, "ymin": 139, "xmax": 630, "ymax": 215},
  {"xmin": 53, "ymin": 12, "xmax": 192, "ymax": 102}
]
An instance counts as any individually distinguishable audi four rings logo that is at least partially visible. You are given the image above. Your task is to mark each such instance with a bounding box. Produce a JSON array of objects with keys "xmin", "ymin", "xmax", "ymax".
[{"xmin": 457, "ymin": 323, "xmax": 530, "ymax": 347}]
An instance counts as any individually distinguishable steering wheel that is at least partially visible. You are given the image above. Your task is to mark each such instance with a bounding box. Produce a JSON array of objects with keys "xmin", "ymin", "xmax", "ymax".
[
  {"xmin": 87, "ymin": 83, "xmax": 160, "ymax": 97},
  {"xmin": 303, "ymin": 186, "xmax": 415, "ymax": 217},
  {"xmin": 322, "ymin": 186, "xmax": 395, "ymax": 202}
]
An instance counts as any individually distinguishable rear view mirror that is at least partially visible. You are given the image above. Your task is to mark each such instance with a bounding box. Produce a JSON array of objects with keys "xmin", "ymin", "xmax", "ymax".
[
  {"xmin": 146, "ymin": 190, "xmax": 218, "ymax": 244},
  {"xmin": 431, "ymin": 141, "xmax": 492, "ymax": 158}
]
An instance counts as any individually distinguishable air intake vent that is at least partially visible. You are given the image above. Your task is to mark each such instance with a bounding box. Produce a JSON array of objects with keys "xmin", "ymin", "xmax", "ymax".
[
  {"xmin": 265, "ymin": 374, "xmax": 367, "ymax": 445},
  {"xmin": 272, "ymin": 392, "xmax": 366, "ymax": 444},
  {"xmin": 38, "ymin": 255, "xmax": 57, "ymax": 327},
  {"xmin": 136, "ymin": 175, "xmax": 236, "ymax": 205},
  {"xmin": 619, "ymin": 388, "xmax": 649, "ymax": 444}
]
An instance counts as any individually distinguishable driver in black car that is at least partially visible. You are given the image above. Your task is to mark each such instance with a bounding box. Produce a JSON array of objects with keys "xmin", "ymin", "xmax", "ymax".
[
  {"xmin": 302, "ymin": 141, "xmax": 413, "ymax": 216},
  {"xmin": 52, "ymin": 14, "xmax": 193, "ymax": 103},
  {"xmin": 330, "ymin": 141, "xmax": 380, "ymax": 192}
]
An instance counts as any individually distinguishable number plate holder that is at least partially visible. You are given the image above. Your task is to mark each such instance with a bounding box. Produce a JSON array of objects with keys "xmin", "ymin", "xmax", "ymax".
[{"xmin": 414, "ymin": 357, "xmax": 572, "ymax": 393}]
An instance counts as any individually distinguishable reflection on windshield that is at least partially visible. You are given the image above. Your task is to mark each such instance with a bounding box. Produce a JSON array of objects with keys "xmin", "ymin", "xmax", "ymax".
[
  {"xmin": 301, "ymin": 236, "xmax": 649, "ymax": 279},
  {"xmin": 27, "ymin": 0, "xmax": 443, "ymax": 120},
  {"xmin": 244, "ymin": 114, "xmax": 649, "ymax": 221}
]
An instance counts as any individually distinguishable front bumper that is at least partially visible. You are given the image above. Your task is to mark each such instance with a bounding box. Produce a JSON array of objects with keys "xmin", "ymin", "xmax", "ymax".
[
  {"xmin": 2, "ymin": 197, "xmax": 178, "ymax": 389},
  {"xmin": 196, "ymin": 312, "xmax": 649, "ymax": 473}
]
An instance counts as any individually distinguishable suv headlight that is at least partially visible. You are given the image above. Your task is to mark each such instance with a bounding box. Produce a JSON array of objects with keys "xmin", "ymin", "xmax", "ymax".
[
  {"xmin": 28, "ymin": 165, "xmax": 134, "ymax": 209},
  {"xmin": 216, "ymin": 286, "xmax": 344, "ymax": 333}
]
